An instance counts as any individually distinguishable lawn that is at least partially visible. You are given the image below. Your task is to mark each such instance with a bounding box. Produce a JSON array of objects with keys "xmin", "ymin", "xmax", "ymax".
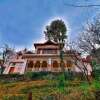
[{"xmin": 0, "ymin": 79, "xmax": 98, "ymax": 100}]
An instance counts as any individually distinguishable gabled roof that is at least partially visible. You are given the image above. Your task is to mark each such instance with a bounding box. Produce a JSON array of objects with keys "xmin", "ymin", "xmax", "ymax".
[
  {"xmin": 17, "ymin": 51, "xmax": 22, "ymax": 55},
  {"xmin": 34, "ymin": 40, "xmax": 58, "ymax": 48},
  {"xmin": 44, "ymin": 40, "xmax": 58, "ymax": 45},
  {"xmin": 25, "ymin": 51, "xmax": 34, "ymax": 54}
]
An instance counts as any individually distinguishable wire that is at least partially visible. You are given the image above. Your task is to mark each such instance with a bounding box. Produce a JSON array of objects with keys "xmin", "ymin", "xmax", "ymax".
[{"xmin": 64, "ymin": 3, "xmax": 100, "ymax": 8}]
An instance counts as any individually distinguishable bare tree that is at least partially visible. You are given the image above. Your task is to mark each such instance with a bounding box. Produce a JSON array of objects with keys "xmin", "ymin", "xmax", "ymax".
[
  {"xmin": 76, "ymin": 17, "xmax": 100, "ymax": 63},
  {"xmin": 68, "ymin": 42, "xmax": 92, "ymax": 84}
]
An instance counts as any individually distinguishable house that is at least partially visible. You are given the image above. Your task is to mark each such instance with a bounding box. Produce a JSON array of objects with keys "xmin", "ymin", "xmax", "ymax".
[{"xmin": 3, "ymin": 40, "xmax": 92, "ymax": 75}]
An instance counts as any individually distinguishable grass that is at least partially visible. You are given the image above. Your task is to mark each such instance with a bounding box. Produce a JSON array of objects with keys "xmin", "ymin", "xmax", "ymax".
[{"xmin": 0, "ymin": 79, "xmax": 97, "ymax": 100}]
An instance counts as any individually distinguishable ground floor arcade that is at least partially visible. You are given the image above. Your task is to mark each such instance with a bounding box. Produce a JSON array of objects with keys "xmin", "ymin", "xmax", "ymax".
[{"xmin": 23, "ymin": 54, "xmax": 73, "ymax": 72}]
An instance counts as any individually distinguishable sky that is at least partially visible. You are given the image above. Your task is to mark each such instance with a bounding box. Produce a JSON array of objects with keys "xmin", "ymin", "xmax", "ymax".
[{"xmin": 0, "ymin": 0, "xmax": 100, "ymax": 51}]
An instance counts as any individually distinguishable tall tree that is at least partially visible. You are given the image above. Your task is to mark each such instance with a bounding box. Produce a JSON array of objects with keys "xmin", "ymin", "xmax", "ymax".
[
  {"xmin": 44, "ymin": 19, "xmax": 67, "ymax": 44},
  {"xmin": 44, "ymin": 19, "xmax": 67, "ymax": 81}
]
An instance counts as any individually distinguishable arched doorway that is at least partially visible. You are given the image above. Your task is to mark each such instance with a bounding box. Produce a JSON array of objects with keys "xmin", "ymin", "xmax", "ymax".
[
  {"xmin": 34, "ymin": 61, "xmax": 40, "ymax": 71},
  {"xmin": 27, "ymin": 61, "xmax": 34, "ymax": 71},
  {"xmin": 67, "ymin": 60, "xmax": 72, "ymax": 68},
  {"xmin": 53, "ymin": 60, "xmax": 59, "ymax": 71},
  {"xmin": 41, "ymin": 61, "xmax": 47, "ymax": 71},
  {"xmin": 53, "ymin": 61, "xmax": 59, "ymax": 67}
]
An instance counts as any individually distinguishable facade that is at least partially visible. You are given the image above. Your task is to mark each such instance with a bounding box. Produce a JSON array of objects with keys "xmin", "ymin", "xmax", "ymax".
[
  {"xmin": 3, "ymin": 59, "xmax": 27, "ymax": 74},
  {"xmin": 22, "ymin": 40, "xmax": 73, "ymax": 72},
  {"xmin": 3, "ymin": 40, "xmax": 92, "ymax": 74}
]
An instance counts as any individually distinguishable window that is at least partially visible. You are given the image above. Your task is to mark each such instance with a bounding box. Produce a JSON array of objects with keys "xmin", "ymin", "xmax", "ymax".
[
  {"xmin": 41, "ymin": 61, "xmax": 47, "ymax": 67},
  {"xmin": 53, "ymin": 61, "xmax": 59, "ymax": 68},
  {"xmin": 28, "ymin": 61, "xmax": 34, "ymax": 68},
  {"xmin": 34, "ymin": 61, "xmax": 40, "ymax": 68},
  {"xmin": 42, "ymin": 49, "xmax": 57, "ymax": 54},
  {"xmin": 67, "ymin": 61, "xmax": 72, "ymax": 67}
]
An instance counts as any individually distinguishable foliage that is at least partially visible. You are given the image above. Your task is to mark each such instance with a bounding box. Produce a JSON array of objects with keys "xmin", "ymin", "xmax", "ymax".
[
  {"xmin": 24, "ymin": 71, "xmax": 33, "ymax": 80},
  {"xmin": 44, "ymin": 19, "xmax": 67, "ymax": 43},
  {"xmin": 8, "ymin": 73, "xmax": 19, "ymax": 77},
  {"xmin": 44, "ymin": 19, "xmax": 67, "ymax": 90},
  {"xmin": 93, "ymin": 69, "xmax": 100, "ymax": 80},
  {"xmin": 76, "ymin": 16, "xmax": 100, "ymax": 61},
  {"xmin": 24, "ymin": 71, "xmax": 75, "ymax": 81},
  {"xmin": 24, "ymin": 71, "xmax": 52, "ymax": 80},
  {"xmin": 0, "ymin": 74, "xmax": 24, "ymax": 83},
  {"xmin": 92, "ymin": 60, "xmax": 100, "ymax": 80},
  {"xmin": 92, "ymin": 80, "xmax": 100, "ymax": 90},
  {"xmin": 0, "ymin": 72, "xmax": 88, "ymax": 83},
  {"xmin": 57, "ymin": 73, "xmax": 65, "ymax": 91}
]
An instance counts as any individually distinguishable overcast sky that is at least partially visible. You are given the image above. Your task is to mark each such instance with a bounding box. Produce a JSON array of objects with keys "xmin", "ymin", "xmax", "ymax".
[{"xmin": 0, "ymin": 0, "xmax": 100, "ymax": 50}]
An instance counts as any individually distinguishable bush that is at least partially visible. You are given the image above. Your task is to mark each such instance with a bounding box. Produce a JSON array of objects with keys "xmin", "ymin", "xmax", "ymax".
[
  {"xmin": 24, "ymin": 72, "xmax": 33, "ymax": 80},
  {"xmin": 93, "ymin": 70, "xmax": 100, "ymax": 80},
  {"xmin": 0, "ymin": 74, "xmax": 24, "ymax": 83},
  {"xmin": 42, "ymin": 74, "xmax": 55, "ymax": 80},
  {"xmin": 25, "ymin": 71, "xmax": 77, "ymax": 81},
  {"xmin": 24, "ymin": 71, "xmax": 51, "ymax": 80},
  {"xmin": 57, "ymin": 73, "xmax": 65, "ymax": 86},
  {"xmin": 9, "ymin": 73, "xmax": 20, "ymax": 77}
]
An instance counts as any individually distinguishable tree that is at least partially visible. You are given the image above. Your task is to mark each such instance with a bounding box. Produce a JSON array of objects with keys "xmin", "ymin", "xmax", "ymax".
[
  {"xmin": 44, "ymin": 19, "xmax": 67, "ymax": 81},
  {"xmin": 0, "ymin": 44, "xmax": 15, "ymax": 74},
  {"xmin": 44, "ymin": 19, "xmax": 67, "ymax": 70},
  {"xmin": 69, "ymin": 16, "xmax": 100, "ymax": 82},
  {"xmin": 2, "ymin": 44, "xmax": 15, "ymax": 63},
  {"xmin": 69, "ymin": 42, "xmax": 92, "ymax": 84},
  {"xmin": 77, "ymin": 16, "xmax": 100, "ymax": 63},
  {"xmin": 44, "ymin": 19, "xmax": 67, "ymax": 43}
]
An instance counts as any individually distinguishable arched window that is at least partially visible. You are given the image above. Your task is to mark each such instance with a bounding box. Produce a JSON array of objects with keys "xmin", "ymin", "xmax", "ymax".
[
  {"xmin": 67, "ymin": 60, "xmax": 72, "ymax": 67},
  {"xmin": 34, "ymin": 61, "xmax": 40, "ymax": 68},
  {"xmin": 53, "ymin": 61, "xmax": 59, "ymax": 68},
  {"xmin": 28, "ymin": 61, "xmax": 34, "ymax": 68},
  {"xmin": 42, "ymin": 61, "xmax": 47, "ymax": 68}
]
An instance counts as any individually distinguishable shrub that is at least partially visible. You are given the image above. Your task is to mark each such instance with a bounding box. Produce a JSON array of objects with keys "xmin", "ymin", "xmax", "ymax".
[
  {"xmin": 9, "ymin": 73, "xmax": 19, "ymax": 77},
  {"xmin": 93, "ymin": 70, "xmax": 100, "ymax": 80},
  {"xmin": 24, "ymin": 71, "xmax": 52, "ymax": 80},
  {"xmin": 42, "ymin": 74, "xmax": 55, "ymax": 80},
  {"xmin": 24, "ymin": 72, "xmax": 33, "ymax": 80}
]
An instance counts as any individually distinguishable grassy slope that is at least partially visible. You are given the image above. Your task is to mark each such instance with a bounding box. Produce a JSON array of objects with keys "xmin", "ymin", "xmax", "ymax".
[{"xmin": 0, "ymin": 80, "xmax": 98, "ymax": 100}]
